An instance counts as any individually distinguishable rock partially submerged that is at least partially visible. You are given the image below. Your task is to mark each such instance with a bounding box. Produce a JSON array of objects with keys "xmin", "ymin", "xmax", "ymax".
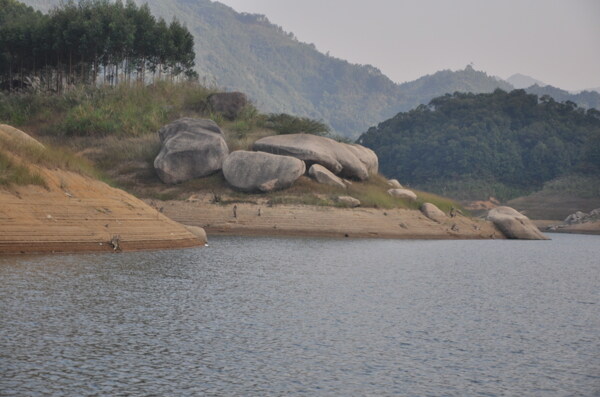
[
  {"xmin": 421, "ymin": 203, "xmax": 447, "ymax": 223},
  {"xmin": 308, "ymin": 164, "xmax": 346, "ymax": 189},
  {"xmin": 253, "ymin": 134, "xmax": 375, "ymax": 180},
  {"xmin": 222, "ymin": 151, "xmax": 305, "ymax": 192},
  {"xmin": 154, "ymin": 118, "xmax": 229, "ymax": 184},
  {"xmin": 487, "ymin": 206, "xmax": 549, "ymax": 240},
  {"xmin": 388, "ymin": 188, "xmax": 417, "ymax": 201}
]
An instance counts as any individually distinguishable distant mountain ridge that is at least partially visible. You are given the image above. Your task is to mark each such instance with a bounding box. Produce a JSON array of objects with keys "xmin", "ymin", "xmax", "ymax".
[
  {"xmin": 507, "ymin": 73, "xmax": 545, "ymax": 89},
  {"xmin": 16, "ymin": 0, "xmax": 600, "ymax": 137}
]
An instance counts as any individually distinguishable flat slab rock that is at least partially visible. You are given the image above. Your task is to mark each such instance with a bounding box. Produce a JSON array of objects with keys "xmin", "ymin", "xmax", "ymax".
[
  {"xmin": 222, "ymin": 151, "xmax": 306, "ymax": 192},
  {"xmin": 253, "ymin": 133, "xmax": 378, "ymax": 181},
  {"xmin": 308, "ymin": 164, "xmax": 346, "ymax": 189},
  {"xmin": 154, "ymin": 118, "xmax": 229, "ymax": 184}
]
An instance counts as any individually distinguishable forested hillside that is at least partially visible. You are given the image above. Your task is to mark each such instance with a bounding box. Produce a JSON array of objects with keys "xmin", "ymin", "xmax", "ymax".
[
  {"xmin": 358, "ymin": 90, "xmax": 600, "ymax": 200},
  {"xmin": 17, "ymin": 0, "xmax": 515, "ymax": 138},
  {"xmin": 525, "ymin": 84, "xmax": 600, "ymax": 110},
  {"xmin": 14, "ymin": 0, "xmax": 600, "ymax": 138}
]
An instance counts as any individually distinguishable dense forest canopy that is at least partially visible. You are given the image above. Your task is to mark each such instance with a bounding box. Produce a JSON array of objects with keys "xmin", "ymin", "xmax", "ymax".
[
  {"xmin": 358, "ymin": 89, "xmax": 600, "ymax": 198},
  {"xmin": 0, "ymin": 0, "xmax": 196, "ymax": 92}
]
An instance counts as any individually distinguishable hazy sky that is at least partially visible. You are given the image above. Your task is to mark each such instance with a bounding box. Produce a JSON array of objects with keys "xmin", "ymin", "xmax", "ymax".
[{"xmin": 217, "ymin": 0, "xmax": 600, "ymax": 91}]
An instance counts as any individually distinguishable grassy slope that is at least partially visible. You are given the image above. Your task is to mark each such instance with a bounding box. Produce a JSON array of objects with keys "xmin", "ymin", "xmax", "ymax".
[{"xmin": 0, "ymin": 83, "xmax": 460, "ymax": 212}]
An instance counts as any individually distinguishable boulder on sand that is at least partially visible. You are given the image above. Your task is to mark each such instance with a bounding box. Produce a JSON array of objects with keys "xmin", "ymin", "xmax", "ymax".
[
  {"xmin": 388, "ymin": 188, "xmax": 417, "ymax": 201},
  {"xmin": 337, "ymin": 196, "xmax": 361, "ymax": 208},
  {"xmin": 207, "ymin": 92, "xmax": 248, "ymax": 120},
  {"xmin": 253, "ymin": 134, "xmax": 375, "ymax": 180},
  {"xmin": 308, "ymin": 164, "xmax": 346, "ymax": 189},
  {"xmin": 421, "ymin": 203, "xmax": 447, "ymax": 223},
  {"xmin": 222, "ymin": 151, "xmax": 305, "ymax": 193},
  {"xmin": 154, "ymin": 118, "xmax": 229, "ymax": 185},
  {"xmin": 487, "ymin": 206, "xmax": 549, "ymax": 240}
]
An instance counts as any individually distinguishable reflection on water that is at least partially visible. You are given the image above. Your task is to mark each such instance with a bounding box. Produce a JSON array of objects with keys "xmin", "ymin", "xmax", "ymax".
[{"xmin": 1, "ymin": 235, "xmax": 599, "ymax": 396}]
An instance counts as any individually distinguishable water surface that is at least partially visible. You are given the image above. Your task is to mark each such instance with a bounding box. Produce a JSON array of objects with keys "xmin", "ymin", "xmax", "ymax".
[{"xmin": 1, "ymin": 235, "xmax": 599, "ymax": 396}]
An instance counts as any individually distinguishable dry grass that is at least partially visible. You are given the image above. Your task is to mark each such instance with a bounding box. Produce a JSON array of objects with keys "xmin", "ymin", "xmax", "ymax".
[{"xmin": 0, "ymin": 132, "xmax": 98, "ymax": 187}]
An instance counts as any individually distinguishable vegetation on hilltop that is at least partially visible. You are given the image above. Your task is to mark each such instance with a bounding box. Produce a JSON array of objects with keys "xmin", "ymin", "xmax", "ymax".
[
  {"xmin": 0, "ymin": 0, "xmax": 196, "ymax": 92},
  {"xmin": 0, "ymin": 82, "xmax": 459, "ymax": 211},
  {"xmin": 358, "ymin": 89, "xmax": 600, "ymax": 201},
  {"xmin": 525, "ymin": 84, "xmax": 600, "ymax": 110}
]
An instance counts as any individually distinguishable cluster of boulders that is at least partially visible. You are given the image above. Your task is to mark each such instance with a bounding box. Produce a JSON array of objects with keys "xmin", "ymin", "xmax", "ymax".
[
  {"xmin": 564, "ymin": 209, "xmax": 600, "ymax": 225},
  {"xmin": 153, "ymin": 117, "xmax": 383, "ymax": 195}
]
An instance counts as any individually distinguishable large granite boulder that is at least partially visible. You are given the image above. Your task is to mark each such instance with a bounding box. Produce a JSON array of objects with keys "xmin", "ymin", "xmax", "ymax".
[
  {"xmin": 207, "ymin": 92, "xmax": 248, "ymax": 120},
  {"xmin": 222, "ymin": 151, "xmax": 305, "ymax": 193},
  {"xmin": 487, "ymin": 206, "xmax": 549, "ymax": 240},
  {"xmin": 253, "ymin": 134, "xmax": 375, "ymax": 180},
  {"xmin": 154, "ymin": 118, "xmax": 229, "ymax": 184},
  {"xmin": 388, "ymin": 188, "xmax": 417, "ymax": 201},
  {"xmin": 421, "ymin": 203, "xmax": 447, "ymax": 223},
  {"xmin": 308, "ymin": 164, "xmax": 346, "ymax": 189},
  {"xmin": 345, "ymin": 144, "xmax": 379, "ymax": 175}
]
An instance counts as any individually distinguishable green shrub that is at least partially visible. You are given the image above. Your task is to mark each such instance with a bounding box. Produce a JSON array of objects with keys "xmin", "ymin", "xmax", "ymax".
[{"xmin": 263, "ymin": 113, "xmax": 330, "ymax": 135}]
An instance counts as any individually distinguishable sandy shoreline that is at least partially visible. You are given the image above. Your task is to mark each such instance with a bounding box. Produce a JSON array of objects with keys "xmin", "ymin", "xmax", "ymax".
[
  {"xmin": 0, "ymin": 168, "xmax": 205, "ymax": 255},
  {"xmin": 152, "ymin": 199, "xmax": 504, "ymax": 240}
]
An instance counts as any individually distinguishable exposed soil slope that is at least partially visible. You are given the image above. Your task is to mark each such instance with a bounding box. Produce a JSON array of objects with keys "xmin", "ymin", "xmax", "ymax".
[
  {"xmin": 0, "ymin": 168, "xmax": 205, "ymax": 254},
  {"xmin": 0, "ymin": 127, "xmax": 206, "ymax": 254}
]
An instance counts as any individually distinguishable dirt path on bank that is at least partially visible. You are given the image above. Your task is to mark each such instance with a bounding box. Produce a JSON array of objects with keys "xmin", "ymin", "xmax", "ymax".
[{"xmin": 152, "ymin": 198, "xmax": 503, "ymax": 240}]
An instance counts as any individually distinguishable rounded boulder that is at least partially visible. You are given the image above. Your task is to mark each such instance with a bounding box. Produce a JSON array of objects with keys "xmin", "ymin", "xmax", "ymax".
[
  {"xmin": 154, "ymin": 118, "xmax": 229, "ymax": 185},
  {"xmin": 253, "ymin": 134, "xmax": 375, "ymax": 180},
  {"xmin": 223, "ymin": 151, "xmax": 306, "ymax": 193},
  {"xmin": 388, "ymin": 188, "xmax": 417, "ymax": 201}
]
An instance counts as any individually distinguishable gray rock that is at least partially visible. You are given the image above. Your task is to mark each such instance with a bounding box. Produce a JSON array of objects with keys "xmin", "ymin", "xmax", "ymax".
[
  {"xmin": 564, "ymin": 211, "xmax": 587, "ymax": 225},
  {"xmin": 421, "ymin": 203, "xmax": 447, "ymax": 223},
  {"xmin": 487, "ymin": 206, "xmax": 550, "ymax": 240},
  {"xmin": 308, "ymin": 164, "xmax": 346, "ymax": 189},
  {"xmin": 207, "ymin": 92, "xmax": 248, "ymax": 120},
  {"xmin": 154, "ymin": 118, "xmax": 229, "ymax": 184},
  {"xmin": 345, "ymin": 144, "xmax": 379, "ymax": 175},
  {"xmin": 222, "ymin": 151, "xmax": 305, "ymax": 192},
  {"xmin": 253, "ymin": 134, "xmax": 374, "ymax": 180},
  {"xmin": 388, "ymin": 188, "xmax": 417, "ymax": 201},
  {"xmin": 337, "ymin": 196, "xmax": 361, "ymax": 207},
  {"xmin": 387, "ymin": 179, "xmax": 403, "ymax": 189}
]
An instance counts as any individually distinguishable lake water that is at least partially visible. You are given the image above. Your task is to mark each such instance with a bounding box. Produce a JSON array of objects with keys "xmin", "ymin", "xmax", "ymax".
[{"xmin": 1, "ymin": 234, "xmax": 599, "ymax": 396}]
